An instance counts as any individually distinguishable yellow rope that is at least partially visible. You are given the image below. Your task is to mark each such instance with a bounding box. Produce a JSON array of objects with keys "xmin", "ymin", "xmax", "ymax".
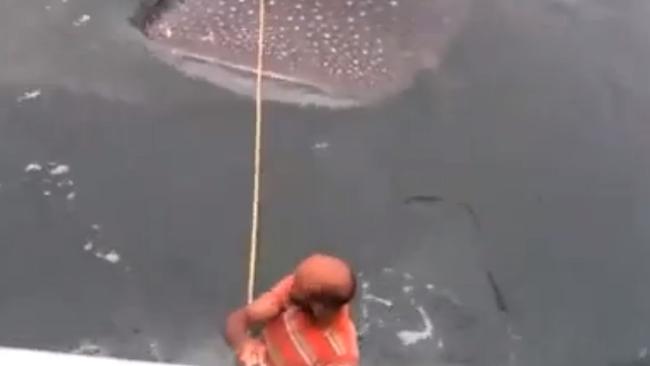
[{"xmin": 247, "ymin": 0, "xmax": 266, "ymax": 304}]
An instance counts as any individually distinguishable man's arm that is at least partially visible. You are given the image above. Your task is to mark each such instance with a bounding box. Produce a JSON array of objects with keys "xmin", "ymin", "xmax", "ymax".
[
  {"xmin": 224, "ymin": 275, "xmax": 294, "ymax": 350},
  {"xmin": 224, "ymin": 307, "xmax": 253, "ymax": 350}
]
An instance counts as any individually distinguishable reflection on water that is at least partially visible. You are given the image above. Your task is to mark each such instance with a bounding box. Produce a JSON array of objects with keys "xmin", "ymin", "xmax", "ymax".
[{"xmin": 357, "ymin": 268, "xmax": 510, "ymax": 366}]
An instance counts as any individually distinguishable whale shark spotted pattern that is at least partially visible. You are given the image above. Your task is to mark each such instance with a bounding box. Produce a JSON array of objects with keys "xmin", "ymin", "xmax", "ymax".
[{"xmin": 135, "ymin": 0, "xmax": 469, "ymax": 107}]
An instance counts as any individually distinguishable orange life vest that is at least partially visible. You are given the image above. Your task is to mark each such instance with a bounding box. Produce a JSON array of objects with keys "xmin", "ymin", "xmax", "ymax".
[{"xmin": 262, "ymin": 306, "xmax": 359, "ymax": 366}]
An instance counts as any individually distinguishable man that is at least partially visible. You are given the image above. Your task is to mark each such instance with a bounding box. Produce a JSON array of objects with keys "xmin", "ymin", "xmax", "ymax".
[{"xmin": 225, "ymin": 253, "xmax": 359, "ymax": 366}]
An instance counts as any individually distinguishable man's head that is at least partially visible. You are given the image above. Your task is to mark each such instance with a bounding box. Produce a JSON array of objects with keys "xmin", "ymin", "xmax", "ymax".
[{"xmin": 289, "ymin": 253, "xmax": 356, "ymax": 323}]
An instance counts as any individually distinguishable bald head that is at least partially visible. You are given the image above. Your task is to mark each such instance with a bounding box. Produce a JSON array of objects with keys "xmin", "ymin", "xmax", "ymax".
[{"xmin": 293, "ymin": 254, "xmax": 356, "ymax": 305}]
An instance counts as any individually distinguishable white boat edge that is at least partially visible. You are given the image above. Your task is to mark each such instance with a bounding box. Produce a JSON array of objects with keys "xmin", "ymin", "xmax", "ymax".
[{"xmin": 0, "ymin": 347, "xmax": 192, "ymax": 366}]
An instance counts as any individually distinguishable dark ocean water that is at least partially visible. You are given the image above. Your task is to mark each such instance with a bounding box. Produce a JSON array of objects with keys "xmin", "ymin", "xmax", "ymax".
[{"xmin": 1, "ymin": 1, "xmax": 650, "ymax": 365}]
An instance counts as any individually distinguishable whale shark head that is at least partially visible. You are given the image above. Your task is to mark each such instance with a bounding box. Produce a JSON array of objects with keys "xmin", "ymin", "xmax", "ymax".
[{"xmin": 133, "ymin": 0, "xmax": 470, "ymax": 108}]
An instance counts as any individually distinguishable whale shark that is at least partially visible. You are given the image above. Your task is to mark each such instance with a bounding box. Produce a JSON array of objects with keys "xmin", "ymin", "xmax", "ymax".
[{"xmin": 133, "ymin": 0, "xmax": 469, "ymax": 108}]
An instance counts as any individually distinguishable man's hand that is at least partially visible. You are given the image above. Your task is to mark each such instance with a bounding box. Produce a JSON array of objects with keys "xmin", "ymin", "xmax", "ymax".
[{"xmin": 236, "ymin": 338, "xmax": 267, "ymax": 366}]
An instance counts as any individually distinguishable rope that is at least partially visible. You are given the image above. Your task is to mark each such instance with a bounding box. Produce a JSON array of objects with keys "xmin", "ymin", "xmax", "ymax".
[{"xmin": 247, "ymin": 0, "xmax": 266, "ymax": 304}]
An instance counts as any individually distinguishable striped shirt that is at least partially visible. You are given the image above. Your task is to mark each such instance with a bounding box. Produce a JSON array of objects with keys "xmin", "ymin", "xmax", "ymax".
[{"xmin": 254, "ymin": 275, "xmax": 359, "ymax": 366}]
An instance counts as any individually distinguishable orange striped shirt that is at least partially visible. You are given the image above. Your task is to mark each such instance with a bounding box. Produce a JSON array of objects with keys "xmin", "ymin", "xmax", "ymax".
[{"xmin": 254, "ymin": 275, "xmax": 359, "ymax": 366}]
